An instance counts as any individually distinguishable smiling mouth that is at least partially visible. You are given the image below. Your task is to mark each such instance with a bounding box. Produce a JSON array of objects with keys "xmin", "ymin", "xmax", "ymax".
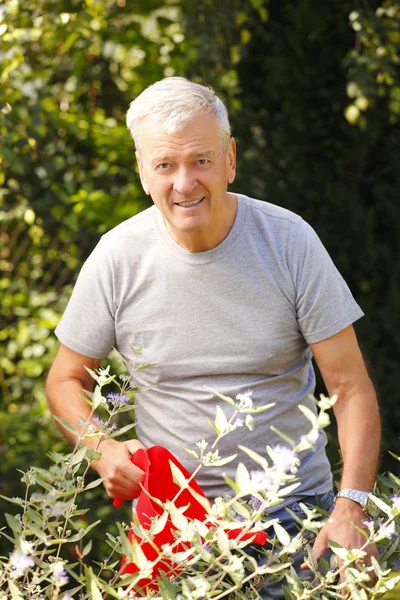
[{"xmin": 175, "ymin": 197, "xmax": 204, "ymax": 208}]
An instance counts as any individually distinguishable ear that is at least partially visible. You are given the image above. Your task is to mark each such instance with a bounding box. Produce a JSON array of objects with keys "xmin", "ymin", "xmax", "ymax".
[
  {"xmin": 227, "ymin": 137, "xmax": 236, "ymax": 185},
  {"xmin": 136, "ymin": 151, "xmax": 150, "ymax": 195}
]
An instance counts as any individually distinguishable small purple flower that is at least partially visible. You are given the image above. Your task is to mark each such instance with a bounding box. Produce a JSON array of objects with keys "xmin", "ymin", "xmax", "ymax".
[
  {"xmin": 30, "ymin": 492, "xmax": 43, "ymax": 501},
  {"xmin": 9, "ymin": 551, "xmax": 34, "ymax": 578},
  {"xmin": 236, "ymin": 390, "xmax": 253, "ymax": 410},
  {"xmin": 250, "ymin": 470, "xmax": 272, "ymax": 490},
  {"xmin": 363, "ymin": 519, "xmax": 375, "ymax": 533},
  {"xmin": 392, "ymin": 556, "xmax": 400, "ymax": 568},
  {"xmin": 391, "ymin": 495, "xmax": 400, "ymax": 510},
  {"xmin": 92, "ymin": 415, "xmax": 106, "ymax": 428},
  {"xmin": 379, "ymin": 522, "xmax": 397, "ymax": 538},
  {"xmin": 271, "ymin": 445, "xmax": 299, "ymax": 473},
  {"xmin": 107, "ymin": 392, "xmax": 129, "ymax": 406},
  {"xmin": 52, "ymin": 563, "xmax": 69, "ymax": 586},
  {"xmin": 249, "ymin": 496, "xmax": 263, "ymax": 511},
  {"xmin": 300, "ymin": 428, "xmax": 319, "ymax": 446}
]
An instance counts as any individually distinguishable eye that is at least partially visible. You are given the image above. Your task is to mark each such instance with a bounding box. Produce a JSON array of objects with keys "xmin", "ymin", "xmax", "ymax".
[
  {"xmin": 197, "ymin": 159, "xmax": 209, "ymax": 166},
  {"xmin": 157, "ymin": 163, "xmax": 170, "ymax": 170}
]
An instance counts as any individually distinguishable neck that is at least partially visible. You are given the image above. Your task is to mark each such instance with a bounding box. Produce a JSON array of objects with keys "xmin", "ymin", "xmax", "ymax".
[{"xmin": 165, "ymin": 193, "xmax": 238, "ymax": 253}]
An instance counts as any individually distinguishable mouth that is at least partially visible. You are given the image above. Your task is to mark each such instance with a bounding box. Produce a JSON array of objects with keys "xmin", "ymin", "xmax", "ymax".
[{"xmin": 175, "ymin": 197, "xmax": 204, "ymax": 208}]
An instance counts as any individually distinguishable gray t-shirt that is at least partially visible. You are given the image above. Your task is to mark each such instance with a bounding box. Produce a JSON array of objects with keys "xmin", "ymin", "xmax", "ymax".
[{"xmin": 55, "ymin": 194, "xmax": 364, "ymax": 503}]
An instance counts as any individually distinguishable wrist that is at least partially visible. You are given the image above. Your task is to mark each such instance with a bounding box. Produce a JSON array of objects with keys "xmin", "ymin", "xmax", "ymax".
[
  {"xmin": 334, "ymin": 487, "xmax": 377, "ymax": 518},
  {"xmin": 334, "ymin": 496, "xmax": 366, "ymax": 515}
]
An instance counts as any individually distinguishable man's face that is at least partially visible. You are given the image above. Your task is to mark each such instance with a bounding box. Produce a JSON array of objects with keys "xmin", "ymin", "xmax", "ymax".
[{"xmin": 136, "ymin": 112, "xmax": 236, "ymax": 251}]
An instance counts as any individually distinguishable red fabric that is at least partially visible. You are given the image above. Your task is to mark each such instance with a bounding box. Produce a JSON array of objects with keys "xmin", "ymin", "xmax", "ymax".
[{"xmin": 114, "ymin": 446, "xmax": 267, "ymax": 592}]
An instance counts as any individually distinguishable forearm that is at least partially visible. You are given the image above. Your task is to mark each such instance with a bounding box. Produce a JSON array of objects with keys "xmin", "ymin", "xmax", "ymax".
[
  {"xmin": 46, "ymin": 376, "xmax": 100, "ymax": 450},
  {"xmin": 334, "ymin": 381, "xmax": 380, "ymax": 491}
]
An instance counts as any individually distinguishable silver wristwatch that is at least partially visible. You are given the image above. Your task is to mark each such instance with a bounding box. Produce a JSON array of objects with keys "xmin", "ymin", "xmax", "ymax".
[{"xmin": 335, "ymin": 488, "xmax": 370, "ymax": 514}]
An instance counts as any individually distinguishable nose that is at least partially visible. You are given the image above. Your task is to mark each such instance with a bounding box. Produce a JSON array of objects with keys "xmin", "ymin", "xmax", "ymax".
[{"xmin": 172, "ymin": 166, "xmax": 196, "ymax": 196}]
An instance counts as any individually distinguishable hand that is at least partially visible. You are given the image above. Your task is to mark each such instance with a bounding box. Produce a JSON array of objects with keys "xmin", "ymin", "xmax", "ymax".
[
  {"xmin": 92, "ymin": 438, "xmax": 146, "ymax": 500},
  {"xmin": 302, "ymin": 499, "xmax": 378, "ymax": 591}
]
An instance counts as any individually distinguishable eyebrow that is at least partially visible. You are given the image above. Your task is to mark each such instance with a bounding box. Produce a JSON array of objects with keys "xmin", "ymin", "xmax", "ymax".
[{"xmin": 150, "ymin": 150, "xmax": 217, "ymax": 168}]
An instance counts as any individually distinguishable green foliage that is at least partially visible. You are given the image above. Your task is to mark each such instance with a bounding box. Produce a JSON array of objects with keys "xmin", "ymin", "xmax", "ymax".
[
  {"xmin": 0, "ymin": 373, "xmax": 399, "ymax": 599},
  {"xmin": 0, "ymin": 0, "xmax": 185, "ymax": 562},
  {"xmin": 0, "ymin": 0, "xmax": 185, "ymax": 230},
  {"xmin": 1, "ymin": 0, "xmax": 400, "ymax": 584},
  {"xmin": 345, "ymin": 2, "xmax": 400, "ymax": 126}
]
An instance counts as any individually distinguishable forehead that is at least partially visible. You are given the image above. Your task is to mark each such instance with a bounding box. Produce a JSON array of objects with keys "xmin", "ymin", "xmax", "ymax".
[{"xmin": 137, "ymin": 112, "xmax": 223, "ymax": 160}]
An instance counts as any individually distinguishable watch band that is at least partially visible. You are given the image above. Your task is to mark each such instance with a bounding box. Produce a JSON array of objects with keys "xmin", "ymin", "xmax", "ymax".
[{"xmin": 335, "ymin": 487, "xmax": 369, "ymax": 512}]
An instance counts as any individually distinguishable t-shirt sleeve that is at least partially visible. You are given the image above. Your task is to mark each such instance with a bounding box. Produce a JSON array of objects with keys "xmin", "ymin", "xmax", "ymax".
[
  {"xmin": 55, "ymin": 239, "xmax": 116, "ymax": 358},
  {"xmin": 291, "ymin": 219, "xmax": 364, "ymax": 344}
]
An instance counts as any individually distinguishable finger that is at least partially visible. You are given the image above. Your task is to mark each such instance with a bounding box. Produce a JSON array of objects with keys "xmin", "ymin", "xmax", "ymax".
[
  {"xmin": 125, "ymin": 459, "xmax": 145, "ymax": 485},
  {"xmin": 104, "ymin": 460, "xmax": 145, "ymax": 500},
  {"xmin": 300, "ymin": 533, "xmax": 328, "ymax": 570},
  {"xmin": 105, "ymin": 475, "xmax": 143, "ymax": 500},
  {"xmin": 125, "ymin": 439, "xmax": 146, "ymax": 455}
]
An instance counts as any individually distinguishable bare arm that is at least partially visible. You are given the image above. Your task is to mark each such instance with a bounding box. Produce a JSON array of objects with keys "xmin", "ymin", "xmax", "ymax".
[
  {"xmin": 46, "ymin": 344, "xmax": 145, "ymax": 500},
  {"xmin": 311, "ymin": 325, "xmax": 380, "ymax": 493},
  {"xmin": 305, "ymin": 325, "xmax": 380, "ymax": 575}
]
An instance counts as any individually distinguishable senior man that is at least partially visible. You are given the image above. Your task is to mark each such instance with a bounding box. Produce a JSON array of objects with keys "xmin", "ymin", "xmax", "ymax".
[{"xmin": 46, "ymin": 77, "xmax": 380, "ymax": 596}]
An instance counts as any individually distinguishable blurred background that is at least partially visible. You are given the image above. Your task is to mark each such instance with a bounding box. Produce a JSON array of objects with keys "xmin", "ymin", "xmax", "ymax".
[{"xmin": 1, "ymin": 0, "xmax": 399, "ymax": 570}]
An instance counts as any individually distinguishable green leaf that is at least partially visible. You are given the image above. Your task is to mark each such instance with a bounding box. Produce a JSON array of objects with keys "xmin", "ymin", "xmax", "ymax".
[
  {"xmin": 389, "ymin": 451, "xmax": 400, "ymax": 462},
  {"xmin": 204, "ymin": 386, "xmax": 235, "ymax": 405},
  {"xmin": 211, "ymin": 454, "xmax": 237, "ymax": 467},
  {"xmin": 187, "ymin": 485, "xmax": 212, "ymax": 513},
  {"xmin": 223, "ymin": 474, "xmax": 240, "ymax": 494},
  {"xmin": 169, "ymin": 460, "xmax": 186, "ymax": 488},
  {"xmin": 273, "ymin": 522, "xmax": 291, "ymax": 546},
  {"xmin": 109, "ymin": 423, "xmax": 136, "ymax": 438},
  {"xmin": 297, "ymin": 405, "xmax": 317, "ymax": 427},
  {"xmin": 135, "ymin": 362, "xmax": 157, "ymax": 370},
  {"xmin": 238, "ymin": 445, "xmax": 268, "ymax": 470},
  {"xmin": 215, "ymin": 405, "xmax": 228, "ymax": 434},
  {"xmin": 111, "ymin": 404, "xmax": 136, "ymax": 413},
  {"xmin": 231, "ymin": 500, "xmax": 250, "ymax": 520},
  {"xmin": 369, "ymin": 493, "xmax": 392, "ymax": 515},
  {"xmin": 247, "ymin": 402, "xmax": 275, "ymax": 414},
  {"xmin": 168, "ymin": 503, "xmax": 188, "ymax": 532},
  {"xmin": 130, "ymin": 536, "xmax": 148, "ymax": 569},
  {"xmin": 84, "ymin": 477, "xmax": 106, "ymax": 491},
  {"xmin": 181, "ymin": 447, "xmax": 199, "ymax": 460},
  {"xmin": 71, "ymin": 445, "xmax": 88, "ymax": 466},
  {"xmin": 235, "ymin": 462, "xmax": 250, "ymax": 491},
  {"xmin": 34, "ymin": 477, "xmax": 54, "ymax": 492},
  {"xmin": 5, "ymin": 513, "xmax": 22, "ymax": 534},
  {"xmin": 28, "ymin": 523, "xmax": 48, "ymax": 543},
  {"xmin": 157, "ymin": 571, "xmax": 181, "ymax": 600},
  {"xmin": 306, "ymin": 544, "xmax": 318, "ymax": 572},
  {"xmin": 117, "ymin": 523, "xmax": 133, "ymax": 557},
  {"xmin": 83, "ymin": 539, "xmax": 93, "ymax": 557},
  {"xmin": 91, "ymin": 577, "xmax": 104, "ymax": 600},
  {"xmin": 0, "ymin": 495, "xmax": 25, "ymax": 507},
  {"xmin": 217, "ymin": 527, "xmax": 230, "ymax": 552},
  {"xmin": 269, "ymin": 426, "xmax": 295, "ymax": 447},
  {"xmin": 278, "ymin": 482, "xmax": 301, "ymax": 497},
  {"xmin": 8, "ymin": 581, "xmax": 23, "ymax": 600},
  {"xmin": 53, "ymin": 415, "xmax": 78, "ymax": 436},
  {"xmin": 26, "ymin": 507, "xmax": 44, "ymax": 525},
  {"xmin": 151, "ymin": 511, "xmax": 168, "ymax": 535}
]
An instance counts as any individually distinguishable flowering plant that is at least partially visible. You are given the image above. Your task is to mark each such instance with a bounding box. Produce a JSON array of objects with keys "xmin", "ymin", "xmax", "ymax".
[{"xmin": 0, "ymin": 352, "xmax": 399, "ymax": 600}]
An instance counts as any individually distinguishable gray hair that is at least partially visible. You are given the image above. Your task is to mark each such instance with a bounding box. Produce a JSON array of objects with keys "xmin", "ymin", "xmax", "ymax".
[{"xmin": 126, "ymin": 77, "xmax": 231, "ymax": 153}]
